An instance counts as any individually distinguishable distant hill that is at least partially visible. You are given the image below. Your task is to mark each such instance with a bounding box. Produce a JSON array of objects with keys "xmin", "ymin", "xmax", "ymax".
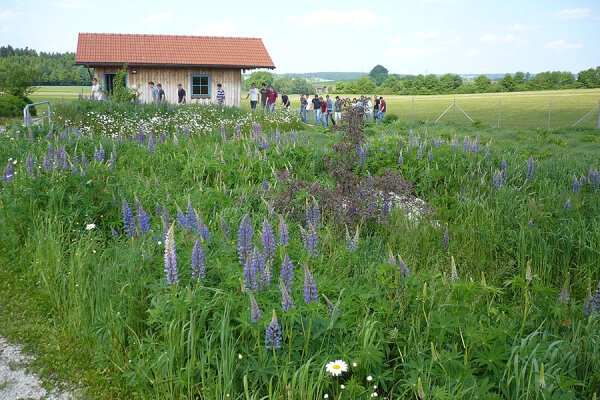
[{"xmin": 242, "ymin": 72, "xmax": 367, "ymax": 82}]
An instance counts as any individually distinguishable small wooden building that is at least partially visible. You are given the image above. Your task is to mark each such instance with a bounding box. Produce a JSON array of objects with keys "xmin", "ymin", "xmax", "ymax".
[{"xmin": 75, "ymin": 33, "xmax": 275, "ymax": 107}]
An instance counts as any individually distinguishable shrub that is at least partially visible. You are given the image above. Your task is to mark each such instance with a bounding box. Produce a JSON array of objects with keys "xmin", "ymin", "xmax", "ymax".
[{"xmin": 0, "ymin": 94, "xmax": 36, "ymax": 118}]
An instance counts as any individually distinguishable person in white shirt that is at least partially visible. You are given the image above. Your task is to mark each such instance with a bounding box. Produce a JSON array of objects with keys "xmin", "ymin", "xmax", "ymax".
[
  {"xmin": 90, "ymin": 78, "xmax": 103, "ymax": 101},
  {"xmin": 365, "ymin": 97, "xmax": 373, "ymax": 123},
  {"xmin": 245, "ymin": 82, "xmax": 260, "ymax": 112},
  {"xmin": 305, "ymin": 93, "xmax": 312, "ymax": 124}
]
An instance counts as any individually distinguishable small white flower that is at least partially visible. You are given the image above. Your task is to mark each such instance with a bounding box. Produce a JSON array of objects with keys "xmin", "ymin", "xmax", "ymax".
[
  {"xmin": 340, "ymin": 384, "xmax": 345, "ymax": 389},
  {"xmin": 158, "ymin": 241, "xmax": 162, "ymax": 245},
  {"xmin": 324, "ymin": 395, "xmax": 329, "ymax": 399},
  {"xmin": 238, "ymin": 354, "xmax": 243, "ymax": 360},
  {"xmin": 371, "ymin": 392, "xmax": 378, "ymax": 398},
  {"xmin": 86, "ymin": 223, "xmax": 96, "ymax": 230},
  {"xmin": 367, "ymin": 375, "xmax": 373, "ymax": 381},
  {"xmin": 325, "ymin": 360, "xmax": 348, "ymax": 376},
  {"xmin": 92, "ymin": 249, "xmax": 96, "ymax": 254},
  {"xmin": 352, "ymin": 362, "xmax": 358, "ymax": 368}
]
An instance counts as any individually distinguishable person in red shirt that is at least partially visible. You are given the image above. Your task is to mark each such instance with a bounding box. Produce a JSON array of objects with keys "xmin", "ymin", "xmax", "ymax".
[
  {"xmin": 319, "ymin": 96, "xmax": 329, "ymax": 128},
  {"xmin": 379, "ymin": 97, "xmax": 387, "ymax": 121},
  {"xmin": 267, "ymin": 86, "xmax": 278, "ymax": 112}
]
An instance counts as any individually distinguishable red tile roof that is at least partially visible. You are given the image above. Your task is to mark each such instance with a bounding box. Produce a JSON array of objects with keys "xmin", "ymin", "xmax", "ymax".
[{"xmin": 75, "ymin": 33, "xmax": 275, "ymax": 69}]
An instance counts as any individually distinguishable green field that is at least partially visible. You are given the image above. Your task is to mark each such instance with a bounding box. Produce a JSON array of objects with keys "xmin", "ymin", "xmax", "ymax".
[{"xmin": 241, "ymin": 89, "xmax": 600, "ymax": 129}]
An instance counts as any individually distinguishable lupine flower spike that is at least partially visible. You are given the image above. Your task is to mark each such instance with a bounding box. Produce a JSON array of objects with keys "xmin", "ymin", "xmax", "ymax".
[
  {"xmin": 122, "ymin": 198, "xmax": 136, "ymax": 237},
  {"xmin": 279, "ymin": 281, "xmax": 295, "ymax": 310},
  {"xmin": 248, "ymin": 291, "xmax": 262, "ymax": 323},
  {"xmin": 278, "ymin": 215, "xmax": 289, "ymax": 247},
  {"xmin": 237, "ymin": 213, "xmax": 253, "ymax": 264},
  {"xmin": 303, "ymin": 264, "xmax": 319, "ymax": 304},
  {"xmin": 323, "ymin": 294, "xmax": 339, "ymax": 317},
  {"xmin": 280, "ymin": 252, "xmax": 294, "ymax": 288},
  {"xmin": 265, "ymin": 310, "xmax": 282, "ymax": 349},
  {"xmin": 164, "ymin": 223, "xmax": 178, "ymax": 285},
  {"xmin": 261, "ymin": 218, "xmax": 276, "ymax": 264},
  {"xmin": 191, "ymin": 238, "xmax": 205, "ymax": 280}
]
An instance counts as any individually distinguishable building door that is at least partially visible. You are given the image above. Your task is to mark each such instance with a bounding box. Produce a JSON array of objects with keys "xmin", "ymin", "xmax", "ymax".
[{"xmin": 104, "ymin": 73, "xmax": 117, "ymax": 95}]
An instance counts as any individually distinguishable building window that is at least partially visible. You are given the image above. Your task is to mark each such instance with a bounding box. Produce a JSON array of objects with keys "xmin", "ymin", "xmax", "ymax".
[{"xmin": 191, "ymin": 74, "xmax": 211, "ymax": 98}]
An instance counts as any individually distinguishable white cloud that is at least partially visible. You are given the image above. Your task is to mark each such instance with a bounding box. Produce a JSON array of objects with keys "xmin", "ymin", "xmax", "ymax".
[
  {"xmin": 415, "ymin": 30, "xmax": 439, "ymax": 39},
  {"xmin": 140, "ymin": 12, "xmax": 172, "ymax": 24},
  {"xmin": 507, "ymin": 23, "xmax": 539, "ymax": 32},
  {"xmin": 442, "ymin": 35, "xmax": 462, "ymax": 46},
  {"xmin": 52, "ymin": 0, "xmax": 94, "ymax": 9},
  {"xmin": 286, "ymin": 9, "xmax": 390, "ymax": 28},
  {"xmin": 466, "ymin": 48, "xmax": 482, "ymax": 56},
  {"xmin": 555, "ymin": 8, "xmax": 591, "ymax": 19},
  {"xmin": 194, "ymin": 20, "xmax": 236, "ymax": 36},
  {"xmin": 389, "ymin": 36, "xmax": 403, "ymax": 44},
  {"xmin": 0, "ymin": 10, "xmax": 16, "ymax": 19},
  {"xmin": 385, "ymin": 46, "xmax": 442, "ymax": 59},
  {"xmin": 480, "ymin": 33, "xmax": 519, "ymax": 43},
  {"xmin": 543, "ymin": 39, "xmax": 583, "ymax": 51}
]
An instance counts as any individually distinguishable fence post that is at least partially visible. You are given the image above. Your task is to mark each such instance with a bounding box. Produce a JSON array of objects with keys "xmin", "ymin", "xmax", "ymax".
[
  {"xmin": 497, "ymin": 99, "xmax": 501, "ymax": 128},
  {"xmin": 548, "ymin": 100, "xmax": 552, "ymax": 130},
  {"xmin": 411, "ymin": 97, "xmax": 414, "ymax": 123},
  {"xmin": 452, "ymin": 99, "xmax": 455, "ymax": 123},
  {"xmin": 597, "ymin": 100, "xmax": 600, "ymax": 130}
]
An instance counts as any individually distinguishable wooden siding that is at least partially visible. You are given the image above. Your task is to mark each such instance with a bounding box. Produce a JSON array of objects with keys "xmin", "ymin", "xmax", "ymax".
[{"xmin": 92, "ymin": 66, "xmax": 241, "ymax": 107}]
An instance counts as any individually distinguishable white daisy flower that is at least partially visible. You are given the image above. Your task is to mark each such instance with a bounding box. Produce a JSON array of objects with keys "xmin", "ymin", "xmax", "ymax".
[
  {"xmin": 367, "ymin": 375, "xmax": 373, "ymax": 381},
  {"xmin": 86, "ymin": 223, "xmax": 96, "ymax": 230},
  {"xmin": 371, "ymin": 392, "xmax": 378, "ymax": 397},
  {"xmin": 325, "ymin": 360, "xmax": 348, "ymax": 376}
]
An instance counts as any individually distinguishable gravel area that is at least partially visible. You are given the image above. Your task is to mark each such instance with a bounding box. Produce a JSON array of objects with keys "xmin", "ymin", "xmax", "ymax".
[{"xmin": 0, "ymin": 336, "xmax": 74, "ymax": 400}]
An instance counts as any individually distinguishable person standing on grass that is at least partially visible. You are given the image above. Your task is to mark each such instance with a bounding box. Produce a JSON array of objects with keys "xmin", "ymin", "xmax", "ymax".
[
  {"xmin": 157, "ymin": 84, "xmax": 165, "ymax": 103},
  {"xmin": 326, "ymin": 95, "xmax": 336, "ymax": 126},
  {"xmin": 379, "ymin": 97, "xmax": 386, "ymax": 121},
  {"xmin": 246, "ymin": 82, "xmax": 259, "ymax": 111},
  {"xmin": 305, "ymin": 94, "xmax": 312, "ymax": 123},
  {"xmin": 267, "ymin": 86, "xmax": 278, "ymax": 112},
  {"xmin": 319, "ymin": 96, "xmax": 328, "ymax": 128},
  {"xmin": 334, "ymin": 95, "xmax": 342, "ymax": 124},
  {"xmin": 312, "ymin": 94, "xmax": 321, "ymax": 126},
  {"xmin": 148, "ymin": 81, "xmax": 159, "ymax": 104},
  {"xmin": 365, "ymin": 96, "xmax": 373, "ymax": 123},
  {"xmin": 260, "ymin": 83, "xmax": 268, "ymax": 112},
  {"xmin": 90, "ymin": 78, "xmax": 103, "ymax": 101},
  {"xmin": 299, "ymin": 93, "xmax": 308, "ymax": 122},
  {"xmin": 216, "ymin": 83, "xmax": 225, "ymax": 107},
  {"xmin": 177, "ymin": 83, "xmax": 186, "ymax": 104},
  {"xmin": 373, "ymin": 95, "xmax": 380, "ymax": 121},
  {"xmin": 281, "ymin": 91, "xmax": 290, "ymax": 110}
]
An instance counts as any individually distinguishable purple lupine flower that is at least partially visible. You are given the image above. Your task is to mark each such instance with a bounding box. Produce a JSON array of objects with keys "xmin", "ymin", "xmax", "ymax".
[
  {"xmin": 303, "ymin": 264, "xmax": 318, "ymax": 304},
  {"xmin": 248, "ymin": 291, "xmax": 262, "ymax": 323},
  {"xmin": 580, "ymin": 173, "xmax": 587, "ymax": 186},
  {"xmin": 427, "ymin": 150, "xmax": 433, "ymax": 162},
  {"xmin": 164, "ymin": 223, "xmax": 178, "ymax": 285},
  {"xmin": 305, "ymin": 200, "xmax": 314, "ymax": 227},
  {"xmin": 176, "ymin": 204, "xmax": 187, "ymax": 230},
  {"xmin": 408, "ymin": 130, "xmax": 414, "ymax": 149},
  {"xmin": 185, "ymin": 197, "xmax": 197, "ymax": 232},
  {"xmin": 563, "ymin": 199, "xmax": 571, "ymax": 211},
  {"xmin": 312, "ymin": 201, "xmax": 321, "ymax": 227},
  {"xmin": 111, "ymin": 227, "xmax": 119, "ymax": 237},
  {"xmin": 238, "ymin": 213, "xmax": 253, "ymax": 264},
  {"xmin": 196, "ymin": 211, "xmax": 210, "ymax": 241},
  {"xmin": 557, "ymin": 287, "xmax": 570, "ymax": 304},
  {"xmin": 183, "ymin": 125, "xmax": 190, "ymax": 138},
  {"xmin": 584, "ymin": 281, "xmax": 600, "ymax": 315},
  {"xmin": 47, "ymin": 143, "xmax": 55, "ymax": 159},
  {"xmin": 136, "ymin": 197, "xmax": 151, "ymax": 234},
  {"xmin": 590, "ymin": 168, "xmax": 599, "ymax": 190},
  {"xmin": 527, "ymin": 220, "xmax": 534, "ymax": 227},
  {"xmin": 26, "ymin": 154, "xmax": 34, "ymax": 176},
  {"xmin": 2, "ymin": 161, "xmax": 14, "ymax": 183},
  {"xmin": 527, "ymin": 155, "xmax": 534, "ymax": 181},
  {"xmin": 265, "ymin": 311, "xmax": 282, "ymax": 350},
  {"xmin": 122, "ymin": 198, "xmax": 136, "ymax": 237},
  {"xmin": 359, "ymin": 146, "xmax": 367, "ymax": 166},
  {"xmin": 279, "ymin": 282, "xmax": 295, "ymax": 310},
  {"xmin": 155, "ymin": 203, "xmax": 163, "ymax": 217},
  {"xmin": 148, "ymin": 134, "xmax": 155, "ymax": 155},
  {"xmin": 262, "ymin": 178, "xmax": 270, "ymax": 191},
  {"xmin": 245, "ymin": 246, "xmax": 264, "ymax": 291},
  {"xmin": 59, "ymin": 147, "xmax": 68, "ymax": 170},
  {"xmin": 398, "ymin": 154, "xmax": 403, "ymax": 167},
  {"xmin": 261, "ymin": 218, "xmax": 276, "ymax": 264},
  {"xmin": 492, "ymin": 171, "xmax": 503, "ymax": 190},
  {"xmin": 220, "ymin": 216, "xmax": 230, "ymax": 239},
  {"xmin": 191, "ymin": 238, "xmax": 206, "ymax": 279},
  {"xmin": 387, "ymin": 250, "xmax": 396, "ymax": 266},
  {"xmin": 81, "ymin": 152, "xmax": 88, "ymax": 170},
  {"xmin": 280, "ymin": 252, "xmax": 294, "ymax": 288},
  {"xmin": 417, "ymin": 146, "xmax": 423, "ymax": 160},
  {"xmin": 160, "ymin": 132, "xmax": 166, "ymax": 143},
  {"xmin": 572, "ymin": 176, "xmax": 580, "ymax": 192},
  {"xmin": 323, "ymin": 294, "xmax": 339, "ymax": 317},
  {"xmin": 347, "ymin": 227, "xmax": 359, "ymax": 252},
  {"xmin": 442, "ymin": 228, "xmax": 449, "ymax": 251},
  {"xmin": 500, "ymin": 158, "xmax": 507, "ymax": 180},
  {"xmin": 278, "ymin": 215, "xmax": 289, "ymax": 247},
  {"xmin": 162, "ymin": 204, "xmax": 172, "ymax": 226},
  {"xmin": 43, "ymin": 154, "xmax": 51, "ymax": 171},
  {"xmin": 300, "ymin": 222, "xmax": 319, "ymax": 258},
  {"xmin": 398, "ymin": 138, "xmax": 403, "ymax": 151},
  {"xmin": 261, "ymin": 260, "xmax": 272, "ymax": 289},
  {"xmin": 398, "ymin": 257, "xmax": 410, "ymax": 278},
  {"xmin": 381, "ymin": 199, "xmax": 390, "ymax": 218}
]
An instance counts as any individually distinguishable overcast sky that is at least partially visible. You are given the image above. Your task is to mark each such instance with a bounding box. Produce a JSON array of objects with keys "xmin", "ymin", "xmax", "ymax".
[{"xmin": 1, "ymin": 0, "xmax": 598, "ymax": 75}]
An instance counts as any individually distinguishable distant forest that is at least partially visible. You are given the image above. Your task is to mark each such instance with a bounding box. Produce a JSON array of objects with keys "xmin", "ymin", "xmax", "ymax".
[{"xmin": 0, "ymin": 45, "xmax": 92, "ymax": 86}]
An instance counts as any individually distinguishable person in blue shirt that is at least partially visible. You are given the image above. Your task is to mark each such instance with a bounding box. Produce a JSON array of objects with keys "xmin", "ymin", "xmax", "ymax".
[
  {"xmin": 148, "ymin": 81, "xmax": 159, "ymax": 104},
  {"xmin": 326, "ymin": 95, "xmax": 336, "ymax": 126}
]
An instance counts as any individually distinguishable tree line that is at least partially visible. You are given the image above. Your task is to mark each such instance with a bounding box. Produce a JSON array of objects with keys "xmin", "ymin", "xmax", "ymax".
[
  {"xmin": 333, "ymin": 65, "xmax": 600, "ymax": 95},
  {"xmin": 0, "ymin": 45, "xmax": 92, "ymax": 86}
]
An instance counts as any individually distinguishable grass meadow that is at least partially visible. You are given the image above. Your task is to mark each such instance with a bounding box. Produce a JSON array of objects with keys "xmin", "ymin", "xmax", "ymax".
[{"xmin": 1, "ymin": 99, "xmax": 599, "ymax": 399}]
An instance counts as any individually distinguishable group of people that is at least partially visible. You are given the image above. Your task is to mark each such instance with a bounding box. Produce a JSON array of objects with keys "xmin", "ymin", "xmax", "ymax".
[
  {"xmin": 245, "ymin": 82, "xmax": 387, "ymax": 127},
  {"xmin": 148, "ymin": 81, "xmax": 225, "ymax": 106}
]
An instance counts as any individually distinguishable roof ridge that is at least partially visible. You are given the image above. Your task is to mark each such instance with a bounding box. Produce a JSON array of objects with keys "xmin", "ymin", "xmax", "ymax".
[{"xmin": 78, "ymin": 32, "xmax": 264, "ymax": 40}]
